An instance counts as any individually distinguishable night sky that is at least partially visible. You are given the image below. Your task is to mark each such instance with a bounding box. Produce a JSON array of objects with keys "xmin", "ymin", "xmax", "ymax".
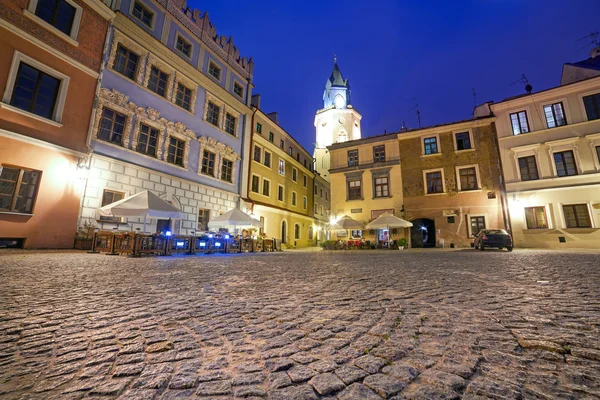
[{"xmin": 191, "ymin": 0, "xmax": 600, "ymax": 153}]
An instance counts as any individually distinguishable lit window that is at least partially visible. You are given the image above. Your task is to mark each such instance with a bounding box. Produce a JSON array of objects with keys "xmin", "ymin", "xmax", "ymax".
[
  {"xmin": 347, "ymin": 149, "xmax": 359, "ymax": 166},
  {"xmin": 100, "ymin": 189, "xmax": 124, "ymax": 222},
  {"xmin": 208, "ymin": 62, "xmax": 221, "ymax": 80},
  {"xmin": 374, "ymin": 176, "xmax": 389, "ymax": 198},
  {"xmin": 198, "ymin": 208, "xmax": 210, "ymax": 230},
  {"xmin": 278, "ymin": 159, "xmax": 285, "ymax": 175},
  {"xmin": 175, "ymin": 83, "xmax": 192, "ymax": 111},
  {"xmin": 470, "ymin": 216, "xmax": 485, "ymax": 235},
  {"xmin": 510, "ymin": 111, "xmax": 530, "ymax": 135},
  {"xmin": 525, "ymin": 207, "xmax": 548, "ymax": 229},
  {"xmin": 423, "ymin": 137, "xmax": 438, "ymax": 154},
  {"xmin": 562, "ymin": 204, "xmax": 591, "ymax": 228},
  {"xmin": 518, "ymin": 156, "xmax": 539, "ymax": 181},
  {"xmin": 553, "ymin": 151, "xmax": 577, "ymax": 177},
  {"xmin": 544, "ymin": 102, "xmax": 567, "ymax": 128},
  {"xmin": 201, "ymin": 150, "xmax": 215, "ymax": 176},
  {"xmin": 136, "ymin": 124, "xmax": 159, "ymax": 157},
  {"xmin": 176, "ymin": 35, "xmax": 191, "ymax": 57},
  {"xmin": 455, "ymin": 132, "xmax": 471, "ymax": 150},
  {"xmin": 0, "ymin": 166, "xmax": 41, "ymax": 214},
  {"xmin": 132, "ymin": 1, "xmax": 153, "ymax": 27}
]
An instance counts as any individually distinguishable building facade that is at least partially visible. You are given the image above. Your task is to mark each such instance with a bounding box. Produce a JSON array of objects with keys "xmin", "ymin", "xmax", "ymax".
[
  {"xmin": 314, "ymin": 60, "xmax": 362, "ymax": 182},
  {"xmin": 313, "ymin": 173, "xmax": 330, "ymax": 242},
  {"xmin": 328, "ymin": 134, "xmax": 404, "ymax": 243},
  {"xmin": 0, "ymin": 0, "xmax": 114, "ymax": 248},
  {"xmin": 78, "ymin": 0, "xmax": 254, "ymax": 235},
  {"xmin": 241, "ymin": 103, "xmax": 316, "ymax": 247},
  {"xmin": 398, "ymin": 118, "xmax": 507, "ymax": 248},
  {"xmin": 490, "ymin": 73, "xmax": 600, "ymax": 249}
]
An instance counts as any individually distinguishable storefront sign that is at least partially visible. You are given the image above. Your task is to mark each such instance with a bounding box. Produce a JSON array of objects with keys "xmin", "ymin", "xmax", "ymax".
[
  {"xmin": 442, "ymin": 210, "xmax": 457, "ymax": 216},
  {"xmin": 336, "ymin": 230, "xmax": 347, "ymax": 237},
  {"xmin": 351, "ymin": 208, "xmax": 362, "ymax": 213}
]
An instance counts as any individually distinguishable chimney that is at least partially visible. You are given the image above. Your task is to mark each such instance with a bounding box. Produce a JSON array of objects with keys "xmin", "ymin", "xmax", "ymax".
[
  {"xmin": 251, "ymin": 94, "xmax": 261, "ymax": 108},
  {"xmin": 267, "ymin": 112, "xmax": 279, "ymax": 124}
]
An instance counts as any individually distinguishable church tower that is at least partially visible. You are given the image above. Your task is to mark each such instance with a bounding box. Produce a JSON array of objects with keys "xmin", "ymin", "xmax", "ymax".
[{"xmin": 314, "ymin": 58, "xmax": 362, "ymax": 181}]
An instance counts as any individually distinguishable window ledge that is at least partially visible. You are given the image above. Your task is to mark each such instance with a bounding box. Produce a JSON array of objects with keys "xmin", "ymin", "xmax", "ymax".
[
  {"xmin": 421, "ymin": 153, "xmax": 442, "ymax": 158},
  {"xmin": 23, "ymin": 10, "xmax": 79, "ymax": 46},
  {"xmin": 425, "ymin": 192, "xmax": 447, "ymax": 196},
  {"xmin": 0, "ymin": 211, "xmax": 34, "ymax": 216},
  {"xmin": 457, "ymin": 189, "xmax": 483, "ymax": 193},
  {"xmin": 454, "ymin": 148, "xmax": 476, "ymax": 154},
  {"xmin": 373, "ymin": 196, "xmax": 392, "ymax": 199},
  {"xmin": 0, "ymin": 103, "xmax": 63, "ymax": 127}
]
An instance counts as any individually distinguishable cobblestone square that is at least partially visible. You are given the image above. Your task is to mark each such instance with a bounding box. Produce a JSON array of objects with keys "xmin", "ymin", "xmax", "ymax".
[{"xmin": 0, "ymin": 249, "xmax": 599, "ymax": 399}]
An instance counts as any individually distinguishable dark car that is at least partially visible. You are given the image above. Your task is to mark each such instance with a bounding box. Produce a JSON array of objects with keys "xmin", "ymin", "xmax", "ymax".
[{"xmin": 473, "ymin": 229, "xmax": 513, "ymax": 251}]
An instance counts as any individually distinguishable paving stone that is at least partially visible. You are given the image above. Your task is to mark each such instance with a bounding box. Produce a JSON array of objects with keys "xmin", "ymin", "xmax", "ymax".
[
  {"xmin": 363, "ymin": 373, "xmax": 406, "ymax": 397},
  {"xmin": 270, "ymin": 384, "xmax": 318, "ymax": 400},
  {"xmin": 195, "ymin": 380, "xmax": 232, "ymax": 396},
  {"xmin": 334, "ymin": 365, "xmax": 369, "ymax": 385},
  {"xmin": 308, "ymin": 372, "xmax": 346, "ymax": 395},
  {"xmin": 288, "ymin": 365, "xmax": 318, "ymax": 383},
  {"xmin": 354, "ymin": 355, "xmax": 387, "ymax": 374},
  {"xmin": 337, "ymin": 382, "xmax": 383, "ymax": 400}
]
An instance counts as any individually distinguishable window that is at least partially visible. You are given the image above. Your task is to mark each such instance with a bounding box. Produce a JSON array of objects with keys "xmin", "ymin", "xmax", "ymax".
[
  {"xmin": 308, "ymin": 226, "xmax": 313, "ymax": 240},
  {"xmin": 98, "ymin": 108, "xmax": 126, "ymax": 145},
  {"xmin": 0, "ymin": 166, "xmax": 41, "ymax": 214},
  {"xmin": 596, "ymin": 146, "xmax": 600, "ymax": 164},
  {"xmin": 458, "ymin": 167, "xmax": 478, "ymax": 191},
  {"xmin": 208, "ymin": 62, "xmax": 221, "ymax": 80},
  {"xmin": 325, "ymin": 191, "xmax": 328, "ymax": 201},
  {"xmin": 470, "ymin": 216, "xmax": 486, "ymax": 235},
  {"xmin": 136, "ymin": 124, "xmax": 159, "ymax": 157},
  {"xmin": 10, "ymin": 63, "xmax": 60, "ymax": 120},
  {"xmin": 35, "ymin": 0, "xmax": 76, "ymax": 35},
  {"xmin": 175, "ymin": 83, "xmax": 192, "ymax": 111},
  {"xmin": 347, "ymin": 179, "xmax": 361, "ymax": 200},
  {"xmin": 348, "ymin": 150, "xmax": 359, "ymax": 166},
  {"xmin": 423, "ymin": 137, "xmax": 438, "ymax": 155},
  {"xmin": 278, "ymin": 159, "xmax": 285, "ymax": 175},
  {"xmin": 201, "ymin": 150, "xmax": 215, "ymax": 176},
  {"xmin": 510, "ymin": 111, "xmax": 530, "ymax": 135},
  {"xmin": 554, "ymin": 151, "xmax": 577, "ymax": 177},
  {"xmin": 277, "ymin": 185, "xmax": 284, "ymax": 201},
  {"xmin": 256, "ymin": 123, "xmax": 262, "ymax": 134},
  {"xmin": 304, "ymin": 159, "xmax": 307, "ymax": 168},
  {"xmin": 148, "ymin": 66, "xmax": 168, "ymax": 97},
  {"xmin": 206, "ymin": 102, "xmax": 220, "ymax": 126},
  {"xmin": 288, "ymin": 146, "xmax": 293, "ymax": 156},
  {"xmin": 563, "ymin": 204, "xmax": 591, "ymax": 228},
  {"xmin": 251, "ymin": 175, "xmax": 260, "ymax": 193},
  {"xmin": 262, "ymin": 179, "xmax": 270, "ymax": 197},
  {"xmin": 279, "ymin": 139, "xmax": 284, "ymax": 149},
  {"xmin": 425, "ymin": 171, "xmax": 443, "ymax": 194},
  {"xmin": 296, "ymin": 153, "xmax": 300, "ymax": 162},
  {"xmin": 259, "ymin": 216, "xmax": 265, "ymax": 235},
  {"xmin": 320, "ymin": 187, "xmax": 323, "ymax": 198},
  {"xmin": 292, "ymin": 192, "xmax": 297, "ymax": 206},
  {"xmin": 292, "ymin": 168, "xmax": 297, "ymax": 182},
  {"xmin": 253, "ymin": 146, "xmax": 261, "ymax": 163},
  {"xmin": 447, "ymin": 216, "xmax": 455, "ymax": 224},
  {"xmin": 320, "ymin": 205, "xmax": 324, "ymax": 215},
  {"xmin": 221, "ymin": 159, "xmax": 233, "ymax": 182},
  {"xmin": 351, "ymin": 230, "xmax": 362, "ymax": 238},
  {"xmin": 294, "ymin": 224, "xmax": 300, "ymax": 239},
  {"xmin": 233, "ymin": 82, "xmax": 243, "ymax": 98},
  {"xmin": 268, "ymin": 132, "xmax": 274, "ymax": 142},
  {"xmin": 197, "ymin": 208, "xmax": 210, "ymax": 231},
  {"xmin": 374, "ymin": 176, "xmax": 389, "ymax": 198},
  {"xmin": 544, "ymin": 102, "xmax": 567, "ymax": 128},
  {"xmin": 264, "ymin": 151, "xmax": 271, "ymax": 168},
  {"xmin": 100, "ymin": 189, "xmax": 124, "ymax": 221},
  {"xmin": 455, "ymin": 132, "xmax": 472, "ymax": 150},
  {"xmin": 114, "ymin": 45, "xmax": 139, "ymax": 80},
  {"xmin": 224, "ymin": 113, "xmax": 236, "ymax": 136},
  {"xmin": 525, "ymin": 207, "xmax": 548, "ymax": 229},
  {"xmin": 167, "ymin": 137, "xmax": 185, "ymax": 167},
  {"xmin": 583, "ymin": 93, "xmax": 600, "ymax": 121},
  {"xmin": 314, "ymin": 203, "xmax": 318, "ymax": 214},
  {"xmin": 303, "ymin": 196, "xmax": 307, "ymax": 210},
  {"xmin": 314, "ymin": 184, "xmax": 318, "ymax": 195},
  {"xmin": 373, "ymin": 145, "xmax": 386, "ymax": 162},
  {"xmin": 303, "ymin": 175, "xmax": 307, "ymax": 188},
  {"xmin": 176, "ymin": 35, "xmax": 191, "ymax": 57},
  {"xmin": 132, "ymin": 1, "xmax": 153, "ymax": 27},
  {"xmin": 518, "ymin": 156, "xmax": 539, "ymax": 181}
]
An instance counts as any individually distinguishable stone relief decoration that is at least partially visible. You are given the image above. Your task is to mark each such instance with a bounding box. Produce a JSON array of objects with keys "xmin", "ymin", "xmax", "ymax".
[
  {"xmin": 92, "ymin": 88, "xmax": 137, "ymax": 148},
  {"xmin": 203, "ymin": 91, "xmax": 241, "ymax": 136},
  {"xmin": 198, "ymin": 135, "xmax": 240, "ymax": 184},
  {"xmin": 165, "ymin": 121, "xmax": 196, "ymax": 169},
  {"xmin": 155, "ymin": 0, "xmax": 254, "ymax": 79},
  {"xmin": 143, "ymin": 54, "xmax": 176, "ymax": 101},
  {"xmin": 173, "ymin": 71, "xmax": 198, "ymax": 114},
  {"xmin": 108, "ymin": 30, "xmax": 148, "ymax": 85},
  {"xmin": 131, "ymin": 107, "xmax": 167, "ymax": 160}
]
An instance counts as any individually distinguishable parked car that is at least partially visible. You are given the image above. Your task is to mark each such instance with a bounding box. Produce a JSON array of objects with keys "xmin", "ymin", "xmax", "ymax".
[{"xmin": 473, "ymin": 229, "xmax": 513, "ymax": 251}]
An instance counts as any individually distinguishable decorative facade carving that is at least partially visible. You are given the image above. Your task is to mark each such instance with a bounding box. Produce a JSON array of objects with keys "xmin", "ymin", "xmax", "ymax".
[
  {"xmin": 131, "ymin": 107, "xmax": 167, "ymax": 160},
  {"xmin": 92, "ymin": 88, "xmax": 137, "ymax": 148},
  {"xmin": 108, "ymin": 30, "xmax": 148, "ymax": 85},
  {"xmin": 173, "ymin": 71, "xmax": 198, "ymax": 114},
  {"xmin": 143, "ymin": 53, "xmax": 176, "ymax": 100},
  {"xmin": 165, "ymin": 121, "xmax": 196, "ymax": 169},
  {"xmin": 203, "ymin": 91, "xmax": 241, "ymax": 137},
  {"xmin": 198, "ymin": 135, "xmax": 240, "ymax": 184}
]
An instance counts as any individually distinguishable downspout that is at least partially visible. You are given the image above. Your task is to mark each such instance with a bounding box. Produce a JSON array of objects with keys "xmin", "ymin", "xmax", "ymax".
[
  {"xmin": 241, "ymin": 106, "xmax": 258, "ymax": 211},
  {"xmin": 492, "ymin": 120, "xmax": 512, "ymax": 238}
]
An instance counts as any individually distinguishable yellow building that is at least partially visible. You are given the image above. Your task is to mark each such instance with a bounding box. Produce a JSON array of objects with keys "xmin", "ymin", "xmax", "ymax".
[
  {"xmin": 328, "ymin": 134, "xmax": 404, "ymax": 243},
  {"xmin": 241, "ymin": 98, "xmax": 317, "ymax": 247},
  {"xmin": 313, "ymin": 173, "xmax": 330, "ymax": 242},
  {"xmin": 488, "ymin": 61, "xmax": 600, "ymax": 249}
]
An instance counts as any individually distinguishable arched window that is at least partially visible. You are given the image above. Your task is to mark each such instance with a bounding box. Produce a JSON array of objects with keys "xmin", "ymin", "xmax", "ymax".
[
  {"xmin": 294, "ymin": 223, "xmax": 300, "ymax": 239},
  {"xmin": 308, "ymin": 225, "xmax": 314, "ymax": 240},
  {"xmin": 334, "ymin": 94, "xmax": 345, "ymax": 109}
]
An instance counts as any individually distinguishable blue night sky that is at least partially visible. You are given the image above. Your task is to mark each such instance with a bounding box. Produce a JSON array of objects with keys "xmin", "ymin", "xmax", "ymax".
[{"xmin": 191, "ymin": 0, "xmax": 600, "ymax": 153}]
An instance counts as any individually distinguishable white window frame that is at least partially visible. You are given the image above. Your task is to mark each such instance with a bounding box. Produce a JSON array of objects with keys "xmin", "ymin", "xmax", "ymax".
[
  {"xmin": 233, "ymin": 82, "xmax": 244, "ymax": 99},
  {"xmin": 455, "ymin": 164, "xmax": 482, "ymax": 192},
  {"xmin": 252, "ymin": 144, "xmax": 263, "ymax": 164},
  {"xmin": 129, "ymin": 0, "xmax": 156, "ymax": 30},
  {"xmin": 540, "ymin": 98, "xmax": 570, "ymax": 129},
  {"xmin": 521, "ymin": 204, "xmax": 553, "ymax": 230},
  {"xmin": 585, "ymin": 133, "xmax": 600, "ymax": 171},
  {"xmin": 25, "ymin": 0, "xmax": 83, "ymax": 45},
  {"xmin": 467, "ymin": 214, "xmax": 488, "ymax": 237},
  {"xmin": 263, "ymin": 150, "xmax": 272, "ymax": 169},
  {"xmin": 422, "ymin": 168, "xmax": 446, "ymax": 195},
  {"xmin": 291, "ymin": 191, "xmax": 297, "ymax": 207},
  {"xmin": 577, "ymin": 89, "xmax": 600, "ymax": 122},
  {"xmin": 546, "ymin": 138, "xmax": 583, "ymax": 177},
  {"xmin": 261, "ymin": 177, "xmax": 271, "ymax": 198},
  {"xmin": 208, "ymin": 61, "xmax": 221, "ymax": 81},
  {"xmin": 250, "ymin": 174, "xmax": 260, "ymax": 194},
  {"xmin": 292, "ymin": 167, "xmax": 298, "ymax": 182},
  {"xmin": 2, "ymin": 51, "xmax": 70, "ymax": 126},
  {"xmin": 453, "ymin": 129, "xmax": 475, "ymax": 152},
  {"xmin": 421, "ymin": 134, "xmax": 441, "ymax": 156},
  {"xmin": 174, "ymin": 32, "xmax": 193, "ymax": 60},
  {"xmin": 558, "ymin": 202, "xmax": 595, "ymax": 229},
  {"xmin": 277, "ymin": 184, "xmax": 285, "ymax": 202},
  {"xmin": 278, "ymin": 159, "xmax": 285, "ymax": 176},
  {"xmin": 507, "ymin": 107, "xmax": 533, "ymax": 135}
]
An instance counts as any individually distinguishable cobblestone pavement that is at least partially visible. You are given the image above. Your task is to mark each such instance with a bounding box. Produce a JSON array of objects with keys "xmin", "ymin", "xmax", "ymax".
[{"xmin": 1, "ymin": 249, "xmax": 599, "ymax": 399}]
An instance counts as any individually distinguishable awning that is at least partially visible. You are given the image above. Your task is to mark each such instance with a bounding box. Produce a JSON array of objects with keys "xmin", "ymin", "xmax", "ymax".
[
  {"xmin": 329, "ymin": 215, "xmax": 363, "ymax": 230},
  {"xmin": 98, "ymin": 190, "xmax": 186, "ymax": 219},
  {"xmin": 365, "ymin": 213, "xmax": 413, "ymax": 229},
  {"xmin": 208, "ymin": 208, "xmax": 263, "ymax": 229}
]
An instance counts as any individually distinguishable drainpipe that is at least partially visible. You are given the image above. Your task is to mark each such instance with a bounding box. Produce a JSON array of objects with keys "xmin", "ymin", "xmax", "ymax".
[
  {"xmin": 492, "ymin": 120, "xmax": 512, "ymax": 238},
  {"xmin": 240, "ymin": 106, "xmax": 258, "ymax": 211}
]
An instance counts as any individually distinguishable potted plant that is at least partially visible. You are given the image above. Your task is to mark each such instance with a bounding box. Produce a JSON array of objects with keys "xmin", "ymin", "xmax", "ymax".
[
  {"xmin": 398, "ymin": 237, "xmax": 408, "ymax": 250},
  {"xmin": 74, "ymin": 220, "xmax": 97, "ymax": 250}
]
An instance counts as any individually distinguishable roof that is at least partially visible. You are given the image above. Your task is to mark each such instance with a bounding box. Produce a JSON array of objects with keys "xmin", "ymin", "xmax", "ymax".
[
  {"xmin": 564, "ymin": 56, "xmax": 600, "ymax": 72},
  {"xmin": 326, "ymin": 62, "xmax": 349, "ymax": 88}
]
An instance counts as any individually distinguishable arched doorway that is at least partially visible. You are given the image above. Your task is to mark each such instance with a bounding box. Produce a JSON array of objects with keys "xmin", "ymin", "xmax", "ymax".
[
  {"xmin": 281, "ymin": 220, "xmax": 287, "ymax": 243},
  {"xmin": 410, "ymin": 218, "xmax": 436, "ymax": 248}
]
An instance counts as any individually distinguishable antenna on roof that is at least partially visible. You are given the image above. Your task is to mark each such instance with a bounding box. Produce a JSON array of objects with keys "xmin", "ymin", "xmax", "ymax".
[
  {"xmin": 408, "ymin": 99, "xmax": 421, "ymax": 128},
  {"xmin": 575, "ymin": 31, "xmax": 599, "ymax": 51},
  {"xmin": 510, "ymin": 74, "xmax": 532, "ymax": 94},
  {"xmin": 471, "ymin": 88, "xmax": 477, "ymax": 108}
]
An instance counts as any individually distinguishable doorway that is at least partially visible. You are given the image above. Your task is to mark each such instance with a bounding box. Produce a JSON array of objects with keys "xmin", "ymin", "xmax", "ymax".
[
  {"xmin": 410, "ymin": 218, "xmax": 436, "ymax": 248},
  {"xmin": 281, "ymin": 220, "xmax": 287, "ymax": 243},
  {"xmin": 157, "ymin": 219, "xmax": 171, "ymax": 234}
]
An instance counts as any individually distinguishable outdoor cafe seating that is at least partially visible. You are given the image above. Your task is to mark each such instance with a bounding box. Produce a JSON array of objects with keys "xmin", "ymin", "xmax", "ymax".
[{"xmin": 324, "ymin": 214, "xmax": 413, "ymax": 250}]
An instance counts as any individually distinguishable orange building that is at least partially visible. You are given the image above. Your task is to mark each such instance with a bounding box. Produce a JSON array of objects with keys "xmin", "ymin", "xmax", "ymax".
[{"xmin": 0, "ymin": 0, "xmax": 114, "ymax": 248}]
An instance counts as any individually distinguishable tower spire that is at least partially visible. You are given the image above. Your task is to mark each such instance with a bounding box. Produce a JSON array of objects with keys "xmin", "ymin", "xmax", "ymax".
[{"xmin": 334, "ymin": 52, "xmax": 337, "ymax": 64}]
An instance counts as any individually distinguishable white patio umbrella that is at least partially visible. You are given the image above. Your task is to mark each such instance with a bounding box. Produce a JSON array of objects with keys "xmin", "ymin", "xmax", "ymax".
[
  {"xmin": 207, "ymin": 208, "xmax": 263, "ymax": 234},
  {"xmin": 98, "ymin": 190, "xmax": 186, "ymax": 233},
  {"xmin": 365, "ymin": 213, "xmax": 413, "ymax": 229},
  {"xmin": 328, "ymin": 215, "xmax": 363, "ymax": 239}
]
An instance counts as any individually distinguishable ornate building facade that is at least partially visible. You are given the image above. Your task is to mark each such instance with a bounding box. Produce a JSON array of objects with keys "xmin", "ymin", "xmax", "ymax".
[
  {"xmin": 0, "ymin": 0, "xmax": 114, "ymax": 248},
  {"xmin": 78, "ymin": 0, "xmax": 254, "ymax": 235}
]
